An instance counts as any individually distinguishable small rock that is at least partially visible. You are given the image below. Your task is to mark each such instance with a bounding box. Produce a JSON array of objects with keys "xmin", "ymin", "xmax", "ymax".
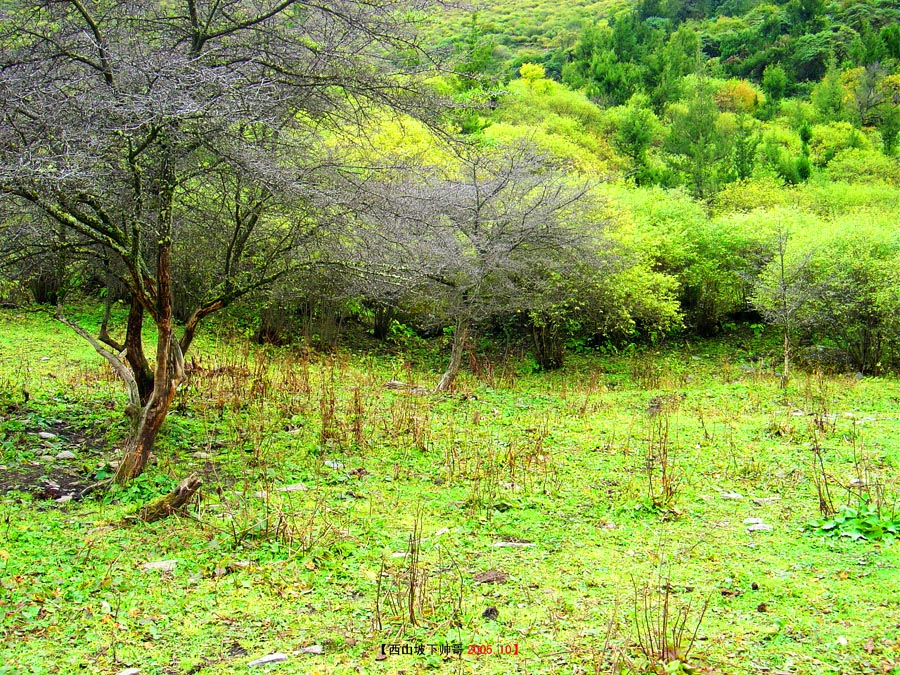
[
  {"xmin": 751, "ymin": 582, "xmax": 759, "ymax": 591},
  {"xmin": 277, "ymin": 483, "xmax": 308, "ymax": 492},
  {"xmin": 116, "ymin": 669, "xmax": 141, "ymax": 675},
  {"xmin": 228, "ymin": 642, "xmax": 248, "ymax": 657},
  {"xmin": 56, "ymin": 495, "xmax": 72, "ymax": 504},
  {"xmin": 39, "ymin": 455, "xmax": 55, "ymax": 462},
  {"xmin": 38, "ymin": 431, "xmax": 57, "ymax": 440},
  {"xmin": 248, "ymin": 653, "xmax": 288, "ymax": 667},
  {"xmin": 142, "ymin": 560, "xmax": 177, "ymax": 572},
  {"xmin": 297, "ymin": 645, "xmax": 324, "ymax": 655},
  {"xmin": 756, "ymin": 602, "xmax": 768, "ymax": 613},
  {"xmin": 212, "ymin": 560, "xmax": 251, "ymax": 578},
  {"xmin": 324, "ymin": 460, "xmax": 344, "ymax": 469},
  {"xmin": 743, "ymin": 517, "xmax": 764, "ymax": 525},
  {"xmin": 720, "ymin": 492, "xmax": 744, "ymax": 500},
  {"xmin": 752, "ymin": 497, "xmax": 781, "ymax": 505},
  {"xmin": 482, "ymin": 606, "xmax": 499, "ymax": 620},
  {"xmin": 192, "ymin": 451, "xmax": 211, "ymax": 459},
  {"xmin": 747, "ymin": 523, "xmax": 774, "ymax": 532},
  {"xmin": 55, "ymin": 450, "xmax": 76, "ymax": 460},
  {"xmin": 474, "ymin": 570, "xmax": 508, "ymax": 584},
  {"xmin": 491, "ymin": 541, "xmax": 535, "ymax": 548}
]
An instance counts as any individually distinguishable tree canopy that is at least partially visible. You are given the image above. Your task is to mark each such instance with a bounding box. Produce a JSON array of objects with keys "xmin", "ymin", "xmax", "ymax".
[{"xmin": 0, "ymin": 0, "xmax": 437, "ymax": 480}]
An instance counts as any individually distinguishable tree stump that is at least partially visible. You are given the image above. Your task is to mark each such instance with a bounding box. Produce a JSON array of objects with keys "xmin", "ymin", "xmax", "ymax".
[{"xmin": 137, "ymin": 473, "xmax": 202, "ymax": 523}]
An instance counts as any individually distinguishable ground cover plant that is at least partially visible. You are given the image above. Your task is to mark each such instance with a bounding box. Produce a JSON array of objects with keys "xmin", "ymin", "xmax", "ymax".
[{"xmin": 2, "ymin": 307, "xmax": 900, "ymax": 675}]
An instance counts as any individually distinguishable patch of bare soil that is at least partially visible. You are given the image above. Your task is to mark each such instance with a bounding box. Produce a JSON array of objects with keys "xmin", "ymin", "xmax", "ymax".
[
  {"xmin": 0, "ymin": 411, "xmax": 110, "ymax": 500},
  {"xmin": 0, "ymin": 463, "xmax": 95, "ymax": 500}
]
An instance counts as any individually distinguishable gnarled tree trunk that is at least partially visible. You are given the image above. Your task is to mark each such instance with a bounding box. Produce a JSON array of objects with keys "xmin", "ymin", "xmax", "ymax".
[
  {"xmin": 114, "ymin": 366, "xmax": 179, "ymax": 482},
  {"xmin": 114, "ymin": 176, "xmax": 184, "ymax": 483}
]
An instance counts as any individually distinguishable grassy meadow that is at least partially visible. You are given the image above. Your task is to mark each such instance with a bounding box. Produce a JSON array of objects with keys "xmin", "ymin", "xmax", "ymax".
[{"xmin": 2, "ymin": 307, "xmax": 900, "ymax": 675}]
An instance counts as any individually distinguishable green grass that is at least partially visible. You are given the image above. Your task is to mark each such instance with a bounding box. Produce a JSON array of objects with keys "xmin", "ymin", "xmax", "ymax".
[{"xmin": 2, "ymin": 307, "xmax": 900, "ymax": 674}]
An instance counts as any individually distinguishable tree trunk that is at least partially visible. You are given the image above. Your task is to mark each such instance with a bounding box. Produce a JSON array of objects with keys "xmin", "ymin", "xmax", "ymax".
[
  {"xmin": 781, "ymin": 327, "xmax": 790, "ymax": 388},
  {"xmin": 531, "ymin": 321, "xmax": 564, "ymax": 370},
  {"xmin": 124, "ymin": 297, "xmax": 155, "ymax": 405},
  {"xmin": 114, "ymin": 376, "xmax": 178, "ymax": 482},
  {"xmin": 98, "ymin": 276, "xmax": 124, "ymax": 353},
  {"xmin": 115, "ymin": 198, "xmax": 184, "ymax": 483},
  {"xmin": 372, "ymin": 303, "xmax": 394, "ymax": 341},
  {"xmin": 435, "ymin": 320, "xmax": 469, "ymax": 392}
]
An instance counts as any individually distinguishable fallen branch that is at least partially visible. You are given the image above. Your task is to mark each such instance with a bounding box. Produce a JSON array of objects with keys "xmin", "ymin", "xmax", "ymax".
[
  {"xmin": 134, "ymin": 473, "xmax": 202, "ymax": 523},
  {"xmin": 75, "ymin": 478, "xmax": 112, "ymax": 500}
]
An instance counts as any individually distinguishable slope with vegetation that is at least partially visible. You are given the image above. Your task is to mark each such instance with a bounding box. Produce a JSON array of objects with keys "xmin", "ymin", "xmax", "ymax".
[{"xmin": 3, "ymin": 309, "xmax": 900, "ymax": 674}]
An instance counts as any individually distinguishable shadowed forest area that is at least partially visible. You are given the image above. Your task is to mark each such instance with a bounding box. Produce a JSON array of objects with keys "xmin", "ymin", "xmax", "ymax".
[{"xmin": 1, "ymin": 0, "xmax": 899, "ymax": 672}]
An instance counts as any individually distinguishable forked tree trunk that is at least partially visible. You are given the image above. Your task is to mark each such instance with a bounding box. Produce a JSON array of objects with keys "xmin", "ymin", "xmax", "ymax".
[
  {"xmin": 62, "ymin": 300, "xmax": 184, "ymax": 484},
  {"xmin": 114, "ymin": 372, "xmax": 178, "ymax": 482},
  {"xmin": 115, "ymin": 213, "xmax": 185, "ymax": 483},
  {"xmin": 435, "ymin": 319, "xmax": 469, "ymax": 392}
]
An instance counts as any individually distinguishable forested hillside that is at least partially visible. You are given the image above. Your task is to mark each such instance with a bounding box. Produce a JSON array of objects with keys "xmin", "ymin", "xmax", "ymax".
[
  {"xmin": 2, "ymin": 0, "xmax": 899, "ymax": 375},
  {"xmin": 421, "ymin": 0, "xmax": 900, "ymax": 374}
]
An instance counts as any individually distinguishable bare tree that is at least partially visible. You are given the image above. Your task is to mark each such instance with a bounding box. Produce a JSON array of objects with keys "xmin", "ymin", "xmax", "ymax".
[
  {"xmin": 359, "ymin": 142, "xmax": 597, "ymax": 391},
  {"xmin": 751, "ymin": 225, "xmax": 817, "ymax": 386},
  {"xmin": 0, "ymin": 0, "xmax": 436, "ymax": 481}
]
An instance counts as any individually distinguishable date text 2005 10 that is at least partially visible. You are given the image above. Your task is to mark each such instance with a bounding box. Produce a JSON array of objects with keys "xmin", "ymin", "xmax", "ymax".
[{"xmin": 468, "ymin": 644, "xmax": 519, "ymax": 655}]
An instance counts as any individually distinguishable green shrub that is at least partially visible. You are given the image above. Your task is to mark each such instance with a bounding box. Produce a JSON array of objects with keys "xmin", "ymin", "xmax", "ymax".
[
  {"xmin": 806, "ymin": 503, "xmax": 900, "ymax": 542},
  {"xmin": 823, "ymin": 148, "xmax": 900, "ymax": 185}
]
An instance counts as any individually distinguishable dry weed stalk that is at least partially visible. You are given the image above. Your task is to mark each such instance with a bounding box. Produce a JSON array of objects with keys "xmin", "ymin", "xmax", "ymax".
[
  {"xmin": 632, "ymin": 575, "xmax": 709, "ymax": 672},
  {"xmin": 645, "ymin": 403, "xmax": 680, "ymax": 513},
  {"xmin": 374, "ymin": 510, "xmax": 464, "ymax": 632}
]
